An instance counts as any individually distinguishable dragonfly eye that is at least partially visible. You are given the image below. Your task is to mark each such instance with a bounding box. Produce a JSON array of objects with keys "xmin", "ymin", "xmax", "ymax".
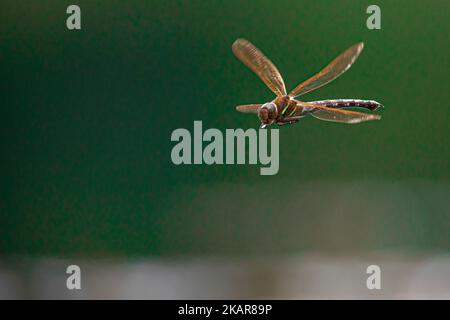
[
  {"xmin": 258, "ymin": 107, "xmax": 269, "ymax": 121},
  {"xmin": 259, "ymin": 102, "xmax": 278, "ymax": 123},
  {"xmin": 266, "ymin": 102, "xmax": 277, "ymax": 118}
]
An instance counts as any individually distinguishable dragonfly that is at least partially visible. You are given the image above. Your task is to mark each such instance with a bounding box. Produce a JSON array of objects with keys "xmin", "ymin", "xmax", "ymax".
[{"xmin": 232, "ymin": 39, "xmax": 384, "ymax": 128}]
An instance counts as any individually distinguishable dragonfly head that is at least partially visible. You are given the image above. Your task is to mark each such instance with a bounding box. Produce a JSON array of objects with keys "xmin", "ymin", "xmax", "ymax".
[{"xmin": 258, "ymin": 102, "xmax": 278, "ymax": 127}]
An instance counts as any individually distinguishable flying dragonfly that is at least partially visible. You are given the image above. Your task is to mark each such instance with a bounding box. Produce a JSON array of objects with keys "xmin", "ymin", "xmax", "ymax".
[{"xmin": 232, "ymin": 39, "xmax": 384, "ymax": 128}]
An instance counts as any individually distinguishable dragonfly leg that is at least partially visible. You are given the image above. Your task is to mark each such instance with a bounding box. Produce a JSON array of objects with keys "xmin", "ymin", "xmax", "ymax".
[{"xmin": 277, "ymin": 118, "xmax": 299, "ymax": 126}]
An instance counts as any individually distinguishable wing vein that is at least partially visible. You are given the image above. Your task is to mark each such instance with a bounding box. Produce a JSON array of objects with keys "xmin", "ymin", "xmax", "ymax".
[{"xmin": 232, "ymin": 39, "xmax": 287, "ymax": 97}]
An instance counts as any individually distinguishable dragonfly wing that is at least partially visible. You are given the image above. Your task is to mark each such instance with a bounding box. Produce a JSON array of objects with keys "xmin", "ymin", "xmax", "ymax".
[
  {"xmin": 289, "ymin": 43, "xmax": 364, "ymax": 98},
  {"xmin": 310, "ymin": 110, "xmax": 381, "ymax": 123},
  {"xmin": 235, "ymin": 104, "xmax": 262, "ymax": 114},
  {"xmin": 232, "ymin": 39, "xmax": 287, "ymax": 97},
  {"xmin": 297, "ymin": 101, "xmax": 381, "ymax": 124}
]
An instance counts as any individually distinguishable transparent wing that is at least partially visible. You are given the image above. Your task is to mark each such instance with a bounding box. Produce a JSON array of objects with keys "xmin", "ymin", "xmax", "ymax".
[
  {"xmin": 297, "ymin": 101, "xmax": 381, "ymax": 124},
  {"xmin": 235, "ymin": 104, "xmax": 261, "ymax": 114},
  {"xmin": 232, "ymin": 39, "xmax": 287, "ymax": 97},
  {"xmin": 289, "ymin": 43, "xmax": 364, "ymax": 98}
]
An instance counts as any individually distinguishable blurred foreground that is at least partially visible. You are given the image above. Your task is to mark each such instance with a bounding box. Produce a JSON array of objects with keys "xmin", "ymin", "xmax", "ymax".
[{"xmin": 1, "ymin": 252, "xmax": 449, "ymax": 299}]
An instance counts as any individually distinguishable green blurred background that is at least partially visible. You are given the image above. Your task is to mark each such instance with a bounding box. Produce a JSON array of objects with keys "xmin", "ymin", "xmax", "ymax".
[{"xmin": 1, "ymin": 0, "xmax": 449, "ymax": 258}]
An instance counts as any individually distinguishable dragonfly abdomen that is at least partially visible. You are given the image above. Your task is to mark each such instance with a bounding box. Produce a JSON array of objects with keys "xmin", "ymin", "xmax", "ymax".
[{"xmin": 309, "ymin": 99, "xmax": 383, "ymax": 111}]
